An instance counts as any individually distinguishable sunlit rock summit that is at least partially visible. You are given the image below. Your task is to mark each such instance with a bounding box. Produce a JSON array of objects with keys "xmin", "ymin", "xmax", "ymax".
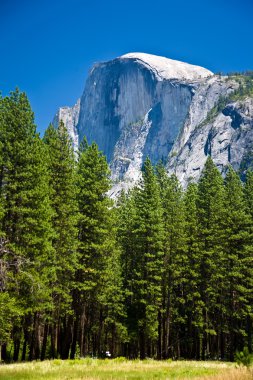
[{"xmin": 53, "ymin": 52, "xmax": 253, "ymax": 195}]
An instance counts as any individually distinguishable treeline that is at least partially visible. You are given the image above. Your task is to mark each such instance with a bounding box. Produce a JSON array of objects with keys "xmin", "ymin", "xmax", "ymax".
[{"xmin": 0, "ymin": 90, "xmax": 252, "ymax": 362}]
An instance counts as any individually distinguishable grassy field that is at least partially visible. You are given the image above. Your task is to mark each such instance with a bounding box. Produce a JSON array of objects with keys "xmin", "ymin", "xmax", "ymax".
[{"xmin": 0, "ymin": 358, "xmax": 252, "ymax": 380}]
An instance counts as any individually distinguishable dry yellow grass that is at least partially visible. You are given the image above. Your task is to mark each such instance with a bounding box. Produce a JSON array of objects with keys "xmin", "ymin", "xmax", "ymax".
[
  {"xmin": 202, "ymin": 367, "xmax": 252, "ymax": 380},
  {"xmin": 0, "ymin": 359, "xmax": 252, "ymax": 380}
]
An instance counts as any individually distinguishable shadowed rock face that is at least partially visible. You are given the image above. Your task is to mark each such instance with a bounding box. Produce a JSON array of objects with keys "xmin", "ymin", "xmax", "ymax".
[
  {"xmin": 167, "ymin": 97, "xmax": 253, "ymax": 186},
  {"xmin": 75, "ymin": 54, "xmax": 212, "ymax": 194},
  {"xmin": 78, "ymin": 58, "xmax": 156, "ymax": 162},
  {"xmin": 77, "ymin": 57, "xmax": 198, "ymax": 167},
  {"xmin": 53, "ymin": 53, "xmax": 253, "ymax": 195}
]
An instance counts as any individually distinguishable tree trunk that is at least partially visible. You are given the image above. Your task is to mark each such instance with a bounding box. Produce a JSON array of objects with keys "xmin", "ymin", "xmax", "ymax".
[
  {"xmin": 79, "ymin": 308, "xmax": 86, "ymax": 357},
  {"xmin": 13, "ymin": 338, "xmax": 20, "ymax": 361},
  {"xmin": 41, "ymin": 323, "xmax": 49, "ymax": 361},
  {"xmin": 247, "ymin": 315, "xmax": 252, "ymax": 353},
  {"xmin": 1, "ymin": 343, "xmax": 7, "ymax": 362},
  {"xmin": 34, "ymin": 313, "xmax": 41, "ymax": 360},
  {"xmin": 61, "ymin": 316, "xmax": 73, "ymax": 359},
  {"xmin": 157, "ymin": 310, "xmax": 162, "ymax": 359},
  {"xmin": 21, "ymin": 338, "xmax": 27, "ymax": 362},
  {"xmin": 139, "ymin": 327, "xmax": 146, "ymax": 359},
  {"xmin": 50, "ymin": 323, "xmax": 57, "ymax": 359},
  {"xmin": 70, "ymin": 315, "xmax": 79, "ymax": 359}
]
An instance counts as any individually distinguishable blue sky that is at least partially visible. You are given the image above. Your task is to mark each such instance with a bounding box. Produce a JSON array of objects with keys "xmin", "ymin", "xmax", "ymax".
[{"xmin": 1, "ymin": 0, "xmax": 253, "ymax": 134}]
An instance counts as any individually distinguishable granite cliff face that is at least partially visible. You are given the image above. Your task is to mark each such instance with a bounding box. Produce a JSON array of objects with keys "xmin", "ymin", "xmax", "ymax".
[
  {"xmin": 168, "ymin": 97, "xmax": 253, "ymax": 185},
  {"xmin": 53, "ymin": 99, "xmax": 80, "ymax": 150},
  {"xmin": 53, "ymin": 53, "xmax": 253, "ymax": 194}
]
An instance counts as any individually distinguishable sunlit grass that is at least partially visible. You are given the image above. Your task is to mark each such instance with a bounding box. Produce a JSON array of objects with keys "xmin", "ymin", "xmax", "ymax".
[{"xmin": 0, "ymin": 358, "xmax": 252, "ymax": 380}]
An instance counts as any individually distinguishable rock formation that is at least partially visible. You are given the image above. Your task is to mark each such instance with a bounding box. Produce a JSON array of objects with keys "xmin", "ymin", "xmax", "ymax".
[{"xmin": 53, "ymin": 53, "xmax": 253, "ymax": 195}]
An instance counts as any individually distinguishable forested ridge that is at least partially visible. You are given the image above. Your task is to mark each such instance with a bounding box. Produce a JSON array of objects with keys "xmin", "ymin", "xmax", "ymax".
[{"xmin": 0, "ymin": 90, "xmax": 252, "ymax": 363}]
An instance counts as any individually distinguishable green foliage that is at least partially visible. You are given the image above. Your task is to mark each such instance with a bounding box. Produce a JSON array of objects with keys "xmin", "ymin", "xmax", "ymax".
[
  {"xmin": 223, "ymin": 167, "xmax": 253, "ymax": 359},
  {"xmin": 44, "ymin": 120, "xmax": 78, "ymax": 311},
  {"xmin": 73, "ymin": 140, "xmax": 126, "ymax": 357},
  {"xmin": 0, "ymin": 90, "xmax": 54, "ymax": 304},
  {"xmin": 0, "ymin": 293, "xmax": 21, "ymax": 345},
  {"xmin": 117, "ymin": 158, "xmax": 164, "ymax": 357},
  {"xmin": 235, "ymin": 347, "xmax": 253, "ymax": 367},
  {"xmin": 76, "ymin": 141, "xmax": 112, "ymax": 293},
  {"xmin": 1, "ymin": 90, "xmax": 253, "ymax": 362}
]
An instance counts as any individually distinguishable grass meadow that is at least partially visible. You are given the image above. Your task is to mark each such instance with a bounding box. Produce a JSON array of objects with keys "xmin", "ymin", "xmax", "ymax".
[{"xmin": 0, "ymin": 358, "xmax": 252, "ymax": 380}]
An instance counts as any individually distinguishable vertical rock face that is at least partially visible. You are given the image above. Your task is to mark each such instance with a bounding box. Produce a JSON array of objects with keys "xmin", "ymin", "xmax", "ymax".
[
  {"xmin": 53, "ymin": 99, "xmax": 80, "ymax": 150},
  {"xmin": 53, "ymin": 52, "xmax": 253, "ymax": 194},
  {"xmin": 167, "ymin": 97, "xmax": 253, "ymax": 185},
  {"xmin": 75, "ymin": 53, "xmax": 213, "ymax": 194},
  {"xmin": 78, "ymin": 57, "xmax": 156, "ymax": 162}
]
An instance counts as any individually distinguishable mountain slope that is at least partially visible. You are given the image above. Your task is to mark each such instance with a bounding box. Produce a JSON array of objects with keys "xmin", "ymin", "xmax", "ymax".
[{"xmin": 53, "ymin": 53, "xmax": 253, "ymax": 194}]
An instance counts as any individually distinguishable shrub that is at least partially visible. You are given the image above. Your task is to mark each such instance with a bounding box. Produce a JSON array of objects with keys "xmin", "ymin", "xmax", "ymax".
[{"xmin": 235, "ymin": 347, "xmax": 253, "ymax": 368}]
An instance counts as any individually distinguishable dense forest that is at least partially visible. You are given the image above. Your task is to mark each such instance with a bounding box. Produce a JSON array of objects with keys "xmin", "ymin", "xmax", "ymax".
[{"xmin": 0, "ymin": 90, "xmax": 252, "ymax": 363}]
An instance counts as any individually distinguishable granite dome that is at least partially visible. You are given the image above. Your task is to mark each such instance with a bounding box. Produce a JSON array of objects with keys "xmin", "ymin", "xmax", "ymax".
[
  {"xmin": 120, "ymin": 52, "xmax": 213, "ymax": 81},
  {"xmin": 53, "ymin": 53, "xmax": 253, "ymax": 197}
]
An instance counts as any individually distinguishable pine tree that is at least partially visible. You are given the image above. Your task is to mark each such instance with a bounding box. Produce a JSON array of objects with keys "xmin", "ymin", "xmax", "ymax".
[
  {"xmin": 43, "ymin": 120, "xmax": 78, "ymax": 359},
  {"xmin": 116, "ymin": 189, "xmax": 139, "ymax": 357},
  {"xmin": 183, "ymin": 183, "xmax": 204, "ymax": 359},
  {"xmin": 244, "ymin": 170, "xmax": 253, "ymax": 353},
  {"xmin": 196, "ymin": 156, "xmax": 225, "ymax": 359},
  {"xmin": 0, "ymin": 89, "xmax": 54, "ymax": 361},
  {"xmin": 223, "ymin": 167, "xmax": 253, "ymax": 359},
  {"xmin": 98, "ymin": 221, "xmax": 127, "ymax": 357},
  {"xmin": 73, "ymin": 140, "xmax": 125, "ymax": 358},
  {"xmin": 126, "ymin": 158, "xmax": 164, "ymax": 359},
  {"xmin": 244, "ymin": 170, "xmax": 253, "ymax": 219},
  {"xmin": 156, "ymin": 164, "xmax": 187, "ymax": 358}
]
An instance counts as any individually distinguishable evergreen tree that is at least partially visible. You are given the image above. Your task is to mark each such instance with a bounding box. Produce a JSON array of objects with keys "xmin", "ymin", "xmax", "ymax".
[
  {"xmin": 43, "ymin": 120, "xmax": 78, "ymax": 358},
  {"xmin": 156, "ymin": 164, "xmax": 187, "ymax": 358},
  {"xmin": 0, "ymin": 90, "xmax": 54, "ymax": 361},
  {"xmin": 223, "ymin": 167, "xmax": 253, "ymax": 359},
  {"xmin": 1, "ymin": 89, "xmax": 253, "ymax": 362},
  {"xmin": 125, "ymin": 158, "xmax": 164, "ymax": 359},
  {"xmin": 116, "ymin": 189, "xmax": 139, "ymax": 357},
  {"xmin": 73, "ymin": 140, "xmax": 125, "ymax": 358},
  {"xmin": 244, "ymin": 170, "xmax": 253, "ymax": 219},
  {"xmin": 197, "ymin": 156, "xmax": 225, "ymax": 359},
  {"xmin": 244, "ymin": 170, "xmax": 253, "ymax": 353},
  {"xmin": 183, "ymin": 183, "xmax": 204, "ymax": 359}
]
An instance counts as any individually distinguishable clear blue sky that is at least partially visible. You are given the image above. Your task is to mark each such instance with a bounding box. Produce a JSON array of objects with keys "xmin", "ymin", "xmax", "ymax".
[{"xmin": 1, "ymin": 0, "xmax": 253, "ymax": 134}]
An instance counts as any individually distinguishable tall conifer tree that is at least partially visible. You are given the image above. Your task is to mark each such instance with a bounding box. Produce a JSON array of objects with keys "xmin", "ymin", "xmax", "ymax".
[
  {"xmin": 197, "ymin": 156, "xmax": 225, "ymax": 359},
  {"xmin": 0, "ymin": 90, "xmax": 54, "ymax": 361},
  {"xmin": 223, "ymin": 167, "xmax": 253, "ymax": 359},
  {"xmin": 244, "ymin": 170, "xmax": 253, "ymax": 353},
  {"xmin": 183, "ymin": 183, "xmax": 204, "ymax": 359},
  {"xmin": 156, "ymin": 164, "xmax": 187, "ymax": 358},
  {"xmin": 43, "ymin": 120, "xmax": 78, "ymax": 358},
  {"xmin": 130, "ymin": 158, "xmax": 164, "ymax": 359},
  {"xmin": 74, "ymin": 140, "xmax": 125, "ymax": 358}
]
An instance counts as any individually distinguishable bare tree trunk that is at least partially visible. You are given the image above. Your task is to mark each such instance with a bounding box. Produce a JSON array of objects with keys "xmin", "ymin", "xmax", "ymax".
[
  {"xmin": 41, "ymin": 323, "xmax": 49, "ymax": 361},
  {"xmin": 50, "ymin": 323, "xmax": 57, "ymax": 359},
  {"xmin": 22, "ymin": 336, "xmax": 27, "ymax": 361},
  {"xmin": 34, "ymin": 313, "xmax": 41, "ymax": 360},
  {"xmin": 139, "ymin": 325, "xmax": 146, "ymax": 359},
  {"xmin": 61, "ymin": 316, "xmax": 73, "ymax": 359},
  {"xmin": 79, "ymin": 308, "xmax": 86, "ymax": 357},
  {"xmin": 70, "ymin": 315, "xmax": 79, "ymax": 359},
  {"xmin": 157, "ymin": 310, "xmax": 162, "ymax": 359}
]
